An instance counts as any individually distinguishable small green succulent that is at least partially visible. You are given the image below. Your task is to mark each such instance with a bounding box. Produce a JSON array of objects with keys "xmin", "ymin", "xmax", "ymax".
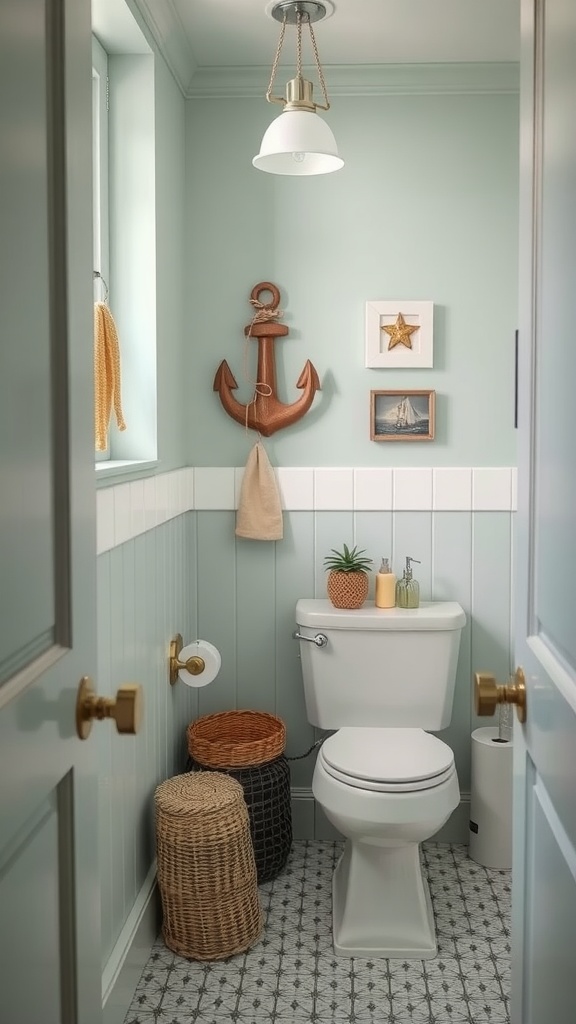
[{"xmin": 324, "ymin": 543, "xmax": 373, "ymax": 574}]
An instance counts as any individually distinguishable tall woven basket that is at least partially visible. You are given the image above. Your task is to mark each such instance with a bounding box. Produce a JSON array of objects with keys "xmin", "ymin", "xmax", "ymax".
[
  {"xmin": 155, "ymin": 772, "xmax": 262, "ymax": 960},
  {"xmin": 186, "ymin": 710, "xmax": 292, "ymax": 884}
]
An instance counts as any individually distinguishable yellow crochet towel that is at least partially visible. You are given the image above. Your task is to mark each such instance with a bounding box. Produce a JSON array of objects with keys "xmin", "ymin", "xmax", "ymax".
[{"xmin": 94, "ymin": 301, "xmax": 126, "ymax": 451}]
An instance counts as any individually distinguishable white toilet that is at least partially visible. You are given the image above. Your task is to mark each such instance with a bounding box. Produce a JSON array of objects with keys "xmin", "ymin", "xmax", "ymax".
[{"xmin": 294, "ymin": 598, "xmax": 466, "ymax": 960}]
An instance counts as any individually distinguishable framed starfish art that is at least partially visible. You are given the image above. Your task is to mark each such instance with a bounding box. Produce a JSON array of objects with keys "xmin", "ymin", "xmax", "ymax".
[{"xmin": 365, "ymin": 300, "xmax": 434, "ymax": 368}]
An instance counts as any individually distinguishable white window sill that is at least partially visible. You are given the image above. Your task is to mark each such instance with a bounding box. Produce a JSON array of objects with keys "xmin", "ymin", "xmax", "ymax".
[{"xmin": 95, "ymin": 459, "xmax": 158, "ymax": 483}]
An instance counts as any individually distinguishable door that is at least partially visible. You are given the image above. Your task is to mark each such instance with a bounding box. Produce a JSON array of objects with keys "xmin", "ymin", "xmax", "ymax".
[
  {"xmin": 512, "ymin": 0, "xmax": 576, "ymax": 1021},
  {"xmin": 0, "ymin": 0, "xmax": 100, "ymax": 1021}
]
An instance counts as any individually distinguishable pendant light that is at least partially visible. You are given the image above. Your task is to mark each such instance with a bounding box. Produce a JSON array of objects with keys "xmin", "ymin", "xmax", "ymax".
[{"xmin": 253, "ymin": 0, "xmax": 343, "ymax": 176}]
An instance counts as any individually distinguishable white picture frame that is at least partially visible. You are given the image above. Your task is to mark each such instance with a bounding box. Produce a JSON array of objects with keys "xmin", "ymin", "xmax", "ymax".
[{"xmin": 365, "ymin": 300, "xmax": 434, "ymax": 368}]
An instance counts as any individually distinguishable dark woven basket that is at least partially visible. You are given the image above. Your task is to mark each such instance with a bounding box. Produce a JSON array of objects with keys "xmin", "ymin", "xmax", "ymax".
[{"xmin": 185, "ymin": 755, "xmax": 293, "ymax": 885}]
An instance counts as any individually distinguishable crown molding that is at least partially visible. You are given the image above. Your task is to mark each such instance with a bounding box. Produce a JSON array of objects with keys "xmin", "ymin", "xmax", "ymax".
[
  {"xmin": 186, "ymin": 61, "xmax": 519, "ymax": 100},
  {"xmin": 120, "ymin": 1, "xmax": 519, "ymax": 103},
  {"xmin": 129, "ymin": 0, "xmax": 196, "ymax": 95}
]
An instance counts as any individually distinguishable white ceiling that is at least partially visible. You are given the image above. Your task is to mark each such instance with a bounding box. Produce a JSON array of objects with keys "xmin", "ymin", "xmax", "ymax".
[{"xmin": 172, "ymin": 0, "xmax": 520, "ymax": 68}]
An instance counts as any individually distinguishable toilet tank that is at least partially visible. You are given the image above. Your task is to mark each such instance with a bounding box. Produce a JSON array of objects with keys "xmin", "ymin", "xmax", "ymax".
[{"xmin": 295, "ymin": 599, "xmax": 466, "ymax": 730}]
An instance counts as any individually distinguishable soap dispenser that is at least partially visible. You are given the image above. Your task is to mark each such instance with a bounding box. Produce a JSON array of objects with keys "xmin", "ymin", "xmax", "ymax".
[
  {"xmin": 396, "ymin": 556, "xmax": 421, "ymax": 609},
  {"xmin": 375, "ymin": 557, "xmax": 396, "ymax": 609}
]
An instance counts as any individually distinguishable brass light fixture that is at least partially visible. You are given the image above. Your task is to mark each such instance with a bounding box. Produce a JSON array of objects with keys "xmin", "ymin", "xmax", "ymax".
[{"xmin": 253, "ymin": 0, "xmax": 343, "ymax": 176}]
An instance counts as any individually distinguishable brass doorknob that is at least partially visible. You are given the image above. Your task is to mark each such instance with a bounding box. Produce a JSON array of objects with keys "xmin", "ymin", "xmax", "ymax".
[
  {"xmin": 474, "ymin": 667, "xmax": 526, "ymax": 724},
  {"xmin": 76, "ymin": 676, "xmax": 143, "ymax": 740},
  {"xmin": 169, "ymin": 633, "xmax": 206, "ymax": 685}
]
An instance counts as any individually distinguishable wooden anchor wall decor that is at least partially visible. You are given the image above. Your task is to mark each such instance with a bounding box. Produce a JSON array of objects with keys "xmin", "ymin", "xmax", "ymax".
[{"xmin": 213, "ymin": 282, "xmax": 321, "ymax": 437}]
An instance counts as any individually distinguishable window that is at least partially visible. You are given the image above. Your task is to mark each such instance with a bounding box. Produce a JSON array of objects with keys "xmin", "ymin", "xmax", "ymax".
[
  {"xmin": 92, "ymin": 36, "xmax": 110, "ymax": 462},
  {"xmin": 92, "ymin": 3, "xmax": 158, "ymax": 476}
]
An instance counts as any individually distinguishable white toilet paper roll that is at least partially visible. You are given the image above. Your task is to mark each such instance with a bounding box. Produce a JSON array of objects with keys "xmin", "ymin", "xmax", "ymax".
[
  {"xmin": 469, "ymin": 726, "xmax": 513, "ymax": 870},
  {"xmin": 178, "ymin": 640, "xmax": 221, "ymax": 688}
]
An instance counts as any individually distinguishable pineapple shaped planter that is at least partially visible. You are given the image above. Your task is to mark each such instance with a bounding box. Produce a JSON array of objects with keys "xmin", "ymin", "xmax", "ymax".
[{"xmin": 324, "ymin": 544, "xmax": 373, "ymax": 610}]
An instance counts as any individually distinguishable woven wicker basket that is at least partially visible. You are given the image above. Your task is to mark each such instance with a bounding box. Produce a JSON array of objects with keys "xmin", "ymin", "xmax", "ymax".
[
  {"xmin": 155, "ymin": 772, "xmax": 262, "ymax": 960},
  {"xmin": 186, "ymin": 754, "xmax": 292, "ymax": 884},
  {"xmin": 187, "ymin": 710, "xmax": 286, "ymax": 769}
]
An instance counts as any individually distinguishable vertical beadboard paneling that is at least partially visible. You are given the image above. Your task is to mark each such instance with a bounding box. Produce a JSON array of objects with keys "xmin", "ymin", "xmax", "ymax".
[
  {"xmin": 354, "ymin": 511, "xmax": 393, "ymax": 600},
  {"xmin": 108, "ymin": 547, "xmax": 129, "ymax": 925},
  {"xmin": 133, "ymin": 531, "xmax": 153, "ymax": 887},
  {"xmin": 181, "ymin": 511, "xmax": 199, "ymax": 750},
  {"xmin": 314, "ymin": 512, "xmax": 355, "ymax": 598},
  {"xmin": 432, "ymin": 512, "xmax": 473, "ymax": 790},
  {"xmin": 393, "ymin": 512, "xmax": 433, "ymax": 597},
  {"xmin": 98, "ymin": 515, "xmax": 197, "ymax": 971},
  {"xmin": 471, "ymin": 512, "xmax": 512, "ymax": 732},
  {"xmin": 196, "ymin": 511, "xmax": 237, "ymax": 715},
  {"xmin": 276, "ymin": 512, "xmax": 316, "ymax": 788},
  {"xmin": 143, "ymin": 529, "xmax": 159, "ymax": 855},
  {"xmin": 236, "ymin": 536, "xmax": 277, "ymax": 711},
  {"xmin": 121, "ymin": 540, "xmax": 138, "ymax": 896},
  {"xmin": 171, "ymin": 515, "xmax": 197, "ymax": 772},
  {"xmin": 155, "ymin": 519, "xmax": 170, "ymax": 784},
  {"xmin": 97, "ymin": 553, "xmax": 114, "ymax": 970}
]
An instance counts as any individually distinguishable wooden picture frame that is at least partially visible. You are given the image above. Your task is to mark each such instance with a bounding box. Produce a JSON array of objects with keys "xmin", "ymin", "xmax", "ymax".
[
  {"xmin": 370, "ymin": 389, "xmax": 435, "ymax": 441},
  {"xmin": 365, "ymin": 300, "xmax": 434, "ymax": 368}
]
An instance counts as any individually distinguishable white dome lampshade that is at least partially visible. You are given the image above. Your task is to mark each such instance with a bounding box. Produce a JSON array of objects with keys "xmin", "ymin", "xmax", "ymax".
[{"xmin": 253, "ymin": 108, "xmax": 343, "ymax": 176}]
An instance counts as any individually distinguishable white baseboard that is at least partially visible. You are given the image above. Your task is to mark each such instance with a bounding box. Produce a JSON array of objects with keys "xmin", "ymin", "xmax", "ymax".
[
  {"xmin": 102, "ymin": 861, "xmax": 160, "ymax": 1024},
  {"xmin": 291, "ymin": 788, "xmax": 471, "ymax": 845}
]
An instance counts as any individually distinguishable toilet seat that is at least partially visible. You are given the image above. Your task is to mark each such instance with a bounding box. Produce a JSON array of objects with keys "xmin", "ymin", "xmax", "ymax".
[{"xmin": 319, "ymin": 728, "xmax": 455, "ymax": 793}]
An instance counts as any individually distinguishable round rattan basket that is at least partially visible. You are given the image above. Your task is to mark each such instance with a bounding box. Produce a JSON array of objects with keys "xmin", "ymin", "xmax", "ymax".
[
  {"xmin": 187, "ymin": 710, "xmax": 286, "ymax": 769},
  {"xmin": 155, "ymin": 772, "xmax": 262, "ymax": 961}
]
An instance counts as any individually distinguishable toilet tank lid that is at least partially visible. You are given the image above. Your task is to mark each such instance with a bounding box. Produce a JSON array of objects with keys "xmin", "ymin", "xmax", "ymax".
[{"xmin": 295, "ymin": 599, "xmax": 466, "ymax": 631}]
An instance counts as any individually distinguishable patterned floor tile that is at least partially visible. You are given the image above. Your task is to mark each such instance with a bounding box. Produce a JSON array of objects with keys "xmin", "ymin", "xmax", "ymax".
[{"xmin": 123, "ymin": 841, "xmax": 511, "ymax": 1024}]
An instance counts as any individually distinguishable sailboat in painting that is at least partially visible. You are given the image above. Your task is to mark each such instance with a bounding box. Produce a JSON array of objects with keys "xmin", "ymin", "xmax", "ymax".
[
  {"xmin": 375, "ymin": 394, "xmax": 430, "ymax": 436},
  {"xmin": 394, "ymin": 396, "xmax": 421, "ymax": 429}
]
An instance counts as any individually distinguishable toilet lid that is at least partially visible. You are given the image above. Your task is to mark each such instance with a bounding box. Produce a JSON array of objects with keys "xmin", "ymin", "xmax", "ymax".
[{"xmin": 320, "ymin": 728, "xmax": 454, "ymax": 790}]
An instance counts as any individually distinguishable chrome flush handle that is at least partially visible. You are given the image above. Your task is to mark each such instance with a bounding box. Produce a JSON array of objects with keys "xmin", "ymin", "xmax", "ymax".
[{"xmin": 292, "ymin": 630, "xmax": 328, "ymax": 648}]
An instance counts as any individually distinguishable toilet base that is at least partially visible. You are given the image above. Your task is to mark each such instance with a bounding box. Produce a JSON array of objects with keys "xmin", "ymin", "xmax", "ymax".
[{"xmin": 331, "ymin": 838, "xmax": 436, "ymax": 959}]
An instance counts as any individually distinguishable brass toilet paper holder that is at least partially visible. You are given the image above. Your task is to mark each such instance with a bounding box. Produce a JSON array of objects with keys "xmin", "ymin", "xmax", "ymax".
[{"xmin": 169, "ymin": 633, "xmax": 206, "ymax": 685}]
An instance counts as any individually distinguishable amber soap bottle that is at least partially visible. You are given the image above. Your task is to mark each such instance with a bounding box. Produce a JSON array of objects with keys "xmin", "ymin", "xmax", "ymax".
[{"xmin": 375, "ymin": 557, "xmax": 396, "ymax": 608}]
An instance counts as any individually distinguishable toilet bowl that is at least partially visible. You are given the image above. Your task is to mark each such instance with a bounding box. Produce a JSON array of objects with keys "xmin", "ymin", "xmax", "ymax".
[
  {"xmin": 312, "ymin": 727, "xmax": 459, "ymax": 958},
  {"xmin": 294, "ymin": 598, "xmax": 466, "ymax": 959}
]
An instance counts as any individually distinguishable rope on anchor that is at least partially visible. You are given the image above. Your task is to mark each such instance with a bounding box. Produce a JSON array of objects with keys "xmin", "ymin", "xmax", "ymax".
[
  {"xmin": 243, "ymin": 298, "xmax": 284, "ymax": 434},
  {"xmin": 248, "ymin": 297, "xmax": 284, "ymax": 323}
]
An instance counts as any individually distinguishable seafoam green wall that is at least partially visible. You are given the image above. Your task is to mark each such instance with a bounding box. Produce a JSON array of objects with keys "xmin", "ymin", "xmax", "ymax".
[
  {"xmin": 154, "ymin": 56, "xmax": 187, "ymax": 471},
  {"xmin": 184, "ymin": 84, "xmax": 519, "ymax": 467}
]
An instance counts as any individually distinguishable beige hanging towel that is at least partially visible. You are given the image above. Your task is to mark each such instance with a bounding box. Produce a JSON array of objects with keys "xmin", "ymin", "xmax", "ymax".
[
  {"xmin": 235, "ymin": 441, "xmax": 283, "ymax": 541},
  {"xmin": 94, "ymin": 301, "xmax": 127, "ymax": 451}
]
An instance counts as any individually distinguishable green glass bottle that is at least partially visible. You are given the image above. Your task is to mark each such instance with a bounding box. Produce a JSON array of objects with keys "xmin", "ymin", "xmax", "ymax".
[{"xmin": 395, "ymin": 556, "xmax": 421, "ymax": 609}]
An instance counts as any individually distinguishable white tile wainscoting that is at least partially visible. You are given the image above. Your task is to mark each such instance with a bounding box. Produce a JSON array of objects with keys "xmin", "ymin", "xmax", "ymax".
[{"xmin": 97, "ymin": 466, "xmax": 517, "ymax": 553}]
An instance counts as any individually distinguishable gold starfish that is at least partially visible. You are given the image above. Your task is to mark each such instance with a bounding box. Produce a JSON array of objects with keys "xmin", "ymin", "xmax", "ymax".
[{"xmin": 381, "ymin": 313, "xmax": 419, "ymax": 350}]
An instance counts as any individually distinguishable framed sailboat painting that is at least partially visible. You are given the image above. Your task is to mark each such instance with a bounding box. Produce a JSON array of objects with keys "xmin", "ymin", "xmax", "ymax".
[{"xmin": 370, "ymin": 389, "xmax": 435, "ymax": 441}]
